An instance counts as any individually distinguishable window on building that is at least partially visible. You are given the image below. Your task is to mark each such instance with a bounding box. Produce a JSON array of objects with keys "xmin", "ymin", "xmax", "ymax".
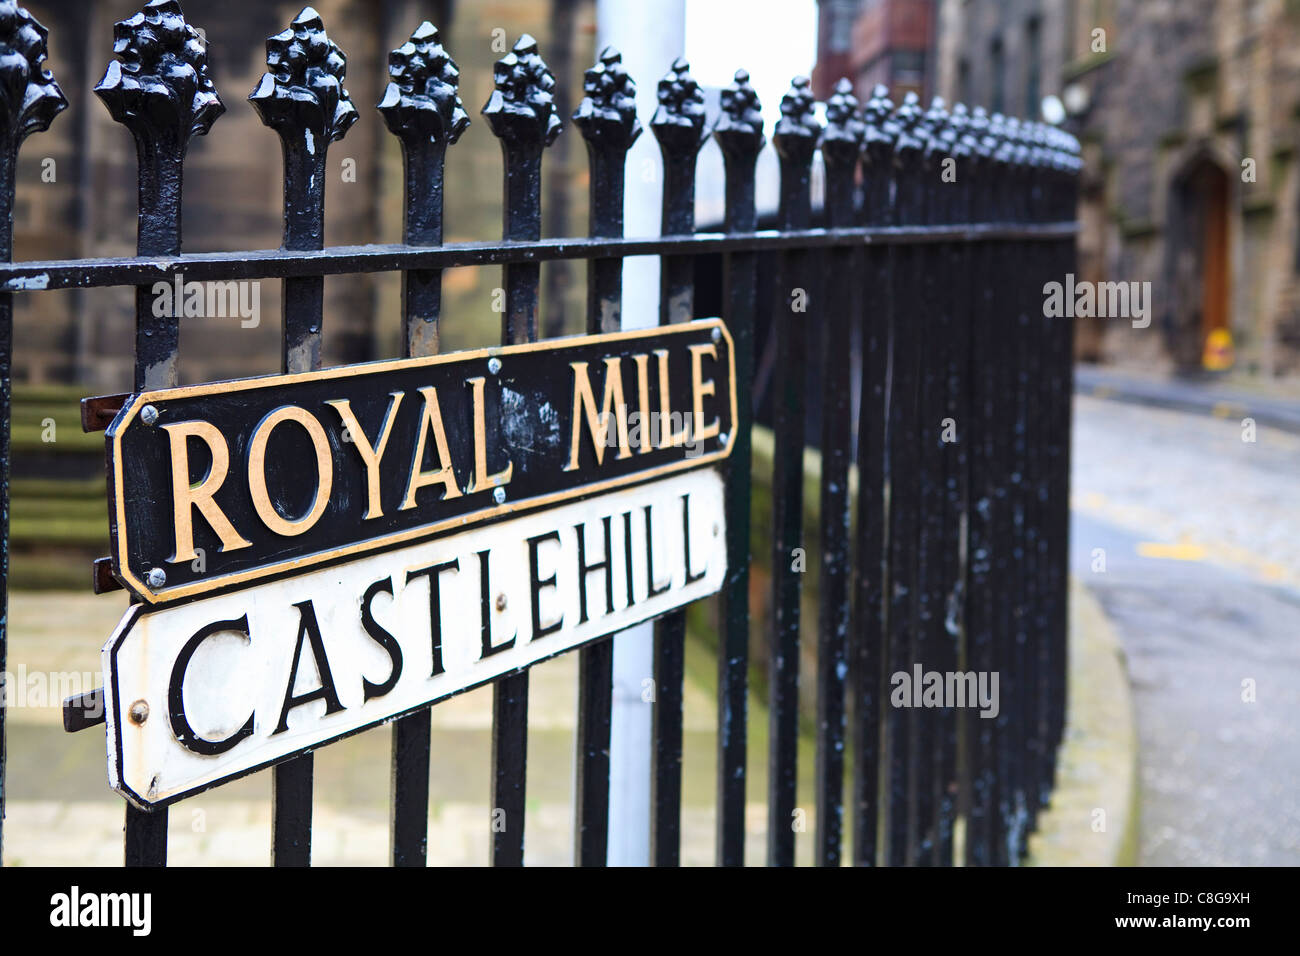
[
  {"xmin": 827, "ymin": 0, "xmax": 857, "ymax": 54},
  {"xmin": 1025, "ymin": 17, "xmax": 1041, "ymax": 118},
  {"xmin": 990, "ymin": 36, "xmax": 1005, "ymax": 114}
]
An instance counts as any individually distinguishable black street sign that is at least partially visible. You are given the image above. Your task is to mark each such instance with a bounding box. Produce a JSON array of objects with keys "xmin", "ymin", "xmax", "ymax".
[{"xmin": 106, "ymin": 318, "xmax": 735, "ymax": 603}]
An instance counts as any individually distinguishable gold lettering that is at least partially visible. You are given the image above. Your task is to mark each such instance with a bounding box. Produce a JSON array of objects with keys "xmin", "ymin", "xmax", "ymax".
[
  {"xmin": 326, "ymin": 392, "xmax": 404, "ymax": 520},
  {"xmin": 655, "ymin": 349, "xmax": 688, "ymax": 448},
  {"xmin": 465, "ymin": 377, "xmax": 514, "ymax": 494},
  {"xmin": 565, "ymin": 358, "xmax": 631, "ymax": 471},
  {"xmin": 688, "ymin": 343, "xmax": 721, "ymax": 443},
  {"xmin": 248, "ymin": 406, "xmax": 334, "ymax": 537},
  {"xmin": 400, "ymin": 386, "xmax": 462, "ymax": 509},
  {"xmin": 162, "ymin": 419, "xmax": 251, "ymax": 562},
  {"xmin": 632, "ymin": 353, "xmax": 652, "ymax": 454}
]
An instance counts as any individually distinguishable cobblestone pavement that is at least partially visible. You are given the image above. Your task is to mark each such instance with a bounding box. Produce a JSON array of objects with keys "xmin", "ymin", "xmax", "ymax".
[{"xmin": 1071, "ymin": 395, "xmax": 1300, "ymax": 865}]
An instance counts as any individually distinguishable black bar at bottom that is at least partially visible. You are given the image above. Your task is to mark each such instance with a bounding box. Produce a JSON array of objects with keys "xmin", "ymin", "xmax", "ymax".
[
  {"xmin": 651, "ymin": 612, "xmax": 685, "ymax": 866},
  {"xmin": 490, "ymin": 672, "xmax": 529, "ymax": 866},
  {"xmin": 574, "ymin": 638, "xmax": 613, "ymax": 866},
  {"xmin": 124, "ymin": 806, "xmax": 167, "ymax": 867},
  {"xmin": 391, "ymin": 712, "xmax": 431, "ymax": 866},
  {"xmin": 272, "ymin": 755, "xmax": 313, "ymax": 867}
]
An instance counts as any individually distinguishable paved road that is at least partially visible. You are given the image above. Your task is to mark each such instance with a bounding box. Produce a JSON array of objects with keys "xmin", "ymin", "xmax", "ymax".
[{"xmin": 1072, "ymin": 395, "xmax": 1300, "ymax": 865}]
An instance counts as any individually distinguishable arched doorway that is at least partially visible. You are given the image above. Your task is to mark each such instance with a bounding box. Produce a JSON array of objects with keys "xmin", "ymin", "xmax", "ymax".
[{"xmin": 1166, "ymin": 155, "xmax": 1231, "ymax": 371}]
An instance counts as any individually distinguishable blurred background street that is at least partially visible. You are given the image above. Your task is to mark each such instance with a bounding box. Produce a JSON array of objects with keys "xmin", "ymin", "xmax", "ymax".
[{"xmin": 1073, "ymin": 390, "xmax": 1300, "ymax": 864}]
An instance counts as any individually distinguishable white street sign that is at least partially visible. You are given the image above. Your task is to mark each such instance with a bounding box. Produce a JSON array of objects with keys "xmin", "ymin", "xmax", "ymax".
[{"xmin": 103, "ymin": 468, "xmax": 725, "ymax": 809}]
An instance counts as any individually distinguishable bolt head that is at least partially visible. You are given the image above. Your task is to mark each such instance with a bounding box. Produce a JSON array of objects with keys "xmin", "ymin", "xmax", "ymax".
[
  {"xmin": 488, "ymin": 357, "xmax": 502, "ymax": 375},
  {"xmin": 718, "ymin": 432, "xmax": 729, "ymax": 446},
  {"xmin": 493, "ymin": 486, "xmax": 507, "ymax": 505},
  {"xmin": 141, "ymin": 405, "xmax": 159, "ymax": 426},
  {"xmin": 146, "ymin": 567, "xmax": 166, "ymax": 589},
  {"xmin": 129, "ymin": 700, "xmax": 149, "ymax": 725},
  {"xmin": 495, "ymin": 593, "xmax": 507, "ymax": 612},
  {"xmin": 711, "ymin": 326, "xmax": 722, "ymax": 342}
]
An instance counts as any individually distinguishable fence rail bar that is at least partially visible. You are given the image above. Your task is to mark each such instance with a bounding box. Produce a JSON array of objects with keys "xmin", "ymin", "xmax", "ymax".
[{"xmin": 0, "ymin": 224, "xmax": 1079, "ymax": 293}]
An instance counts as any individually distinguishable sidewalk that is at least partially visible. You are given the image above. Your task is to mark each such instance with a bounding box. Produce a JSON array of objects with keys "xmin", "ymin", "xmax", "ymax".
[
  {"xmin": 1075, "ymin": 364, "xmax": 1300, "ymax": 433},
  {"xmin": 1, "ymin": 591, "xmax": 788, "ymax": 866}
]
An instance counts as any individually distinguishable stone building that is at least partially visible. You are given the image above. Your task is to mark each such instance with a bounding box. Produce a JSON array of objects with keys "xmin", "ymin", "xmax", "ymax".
[
  {"xmin": 12, "ymin": 0, "xmax": 595, "ymax": 390},
  {"xmin": 935, "ymin": 0, "xmax": 1300, "ymax": 376},
  {"xmin": 811, "ymin": 0, "xmax": 937, "ymax": 104}
]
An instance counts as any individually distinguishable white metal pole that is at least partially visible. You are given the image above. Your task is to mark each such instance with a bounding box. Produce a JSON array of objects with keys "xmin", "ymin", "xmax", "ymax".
[{"xmin": 595, "ymin": 0, "xmax": 687, "ymax": 867}]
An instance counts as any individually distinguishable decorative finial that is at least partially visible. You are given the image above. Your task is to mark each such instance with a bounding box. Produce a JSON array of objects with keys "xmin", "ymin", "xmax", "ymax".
[
  {"xmin": 0, "ymin": 1, "xmax": 65, "ymax": 148},
  {"xmin": 822, "ymin": 77, "xmax": 863, "ymax": 171},
  {"xmin": 377, "ymin": 20, "xmax": 468, "ymax": 146},
  {"xmin": 573, "ymin": 46, "xmax": 640, "ymax": 150},
  {"xmin": 249, "ymin": 6, "xmax": 358, "ymax": 144},
  {"xmin": 774, "ymin": 75, "xmax": 820, "ymax": 143},
  {"xmin": 922, "ymin": 95, "xmax": 951, "ymax": 159},
  {"xmin": 482, "ymin": 33, "xmax": 561, "ymax": 147},
  {"xmin": 948, "ymin": 103, "xmax": 973, "ymax": 160},
  {"xmin": 650, "ymin": 56, "xmax": 707, "ymax": 154},
  {"xmin": 892, "ymin": 89, "xmax": 925, "ymax": 159},
  {"xmin": 95, "ymin": 0, "xmax": 221, "ymax": 146},
  {"xmin": 970, "ymin": 105, "xmax": 994, "ymax": 159},
  {"xmin": 861, "ymin": 83, "xmax": 896, "ymax": 157},
  {"xmin": 716, "ymin": 68, "xmax": 764, "ymax": 146},
  {"xmin": 990, "ymin": 113, "xmax": 1015, "ymax": 164}
]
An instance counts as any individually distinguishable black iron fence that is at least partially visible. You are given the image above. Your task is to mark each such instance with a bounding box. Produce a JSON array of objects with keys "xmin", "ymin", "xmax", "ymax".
[{"xmin": 0, "ymin": 1, "xmax": 1080, "ymax": 866}]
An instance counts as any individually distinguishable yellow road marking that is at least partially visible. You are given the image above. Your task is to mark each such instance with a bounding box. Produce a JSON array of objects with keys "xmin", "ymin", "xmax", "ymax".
[{"xmin": 1136, "ymin": 541, "xmax": 1208, "ymax": 561}]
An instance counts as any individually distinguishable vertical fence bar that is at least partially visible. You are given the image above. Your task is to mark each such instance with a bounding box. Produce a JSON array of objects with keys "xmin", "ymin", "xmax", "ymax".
[
  {"xmin": 995, "ymin": 119, "xmax": 1025, "ymax": 860},
  {"xmin": 915, "ymin": 96, "xmax": 956, "ymax": 866},
  {"xmin": 851, "ymin": 85, "xmax": 895, "ymax": 867},
  {"xmin": 482, "ymin": 34, "xmax": 560, "ymax": 867},
  {"xmin": 1009, "ymin": 119, "xmax": 1040, "ymax": 851},
  {"xmin": 1027, "ymin": 123, "xmax": 1050, "ymax": 813},
  {"xmin": 885, "ymin": 93, "xmax": 924, "ymax": 866},
  {"xmin": 908, "ymin": 97, "xmax": 948, "ymax": 865},
  {"xmin": 571, "ymin": 47, "xmax": 640, "ymax": 867},
  {"xmin": 768, "ymin": 75, "xmax": 818, "ymax": 868},
  {"xmin": 377, "ymin": 20, "xmax": 468, "ymax": 867},
  {"xmin": 1049, "ymin": 129, "xmax": 1081, "ymax": 788},
  {"xmin": 95, "ymin": 0, "xmax": 223, "ymax": 867},
  {"xmin": 1030, "ymin": 122, "xmax": 1054, "ymax": 817},
  {"xmin": 710, "ymin": 67, "xmax": 763, "ymax": 866},
  {"xmin": 814, "ymin": 79, "xmax": 861, "ymax": 868},
  {"xmin": 645, "ymin": 56, "xmax": 707, "ymax": 867},
  {"xmin": 0, "ymin": 0, "xmax": 65, "ymax": 864},
  {"xmin": 936, "ymin": 102, "xmax": 972, "ymax": 866},
  {"xmin": 963, "ymin": 105, "xmax": 995, "ymax": 866},
  {"xmin": 986, "ymin": 113, "xmax": 1016, "ymax": 865},
  {"xmin": 250, "ymin": 6, "xmax": 358, "ymax": 867}
]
